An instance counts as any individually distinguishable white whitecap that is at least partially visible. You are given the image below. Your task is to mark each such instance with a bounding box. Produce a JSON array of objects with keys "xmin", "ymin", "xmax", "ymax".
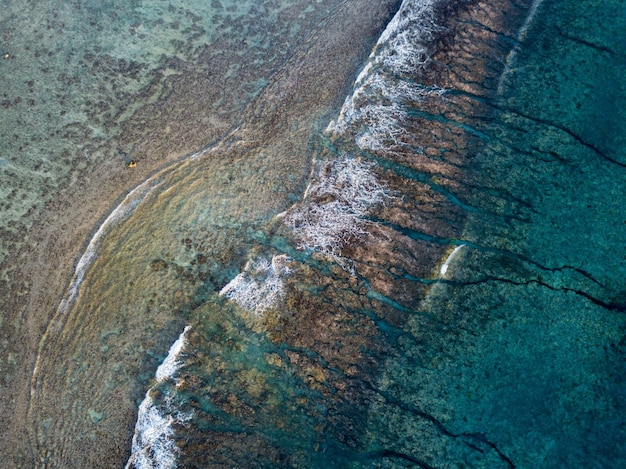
[
  {"xmin": 125, "ymin": 393, "xmax": 178, "ymax": 469},
  {"xmin": 155, "ymin": 326, "xmax": 191, "ymax": 383},
  {"xmin": 220, "ymin": 255, "xmax": 292, "ymax": 315},
  {"xmin": 284, "ymin": 156, "xmax": 389, "ymax": 264},
  {"xmin": 325, "ymin": 0, "xmax": 447, "ymax": 153},
  {"xmin": 440, "ymin": 244, "xmax": 465, "ymax": 277},
  {"xmin": 126, "ymin": 325, "xmax": 192, "ymax": 469}
]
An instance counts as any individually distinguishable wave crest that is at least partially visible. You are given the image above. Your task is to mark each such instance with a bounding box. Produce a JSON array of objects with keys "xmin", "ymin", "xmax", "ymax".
[
  {"xmin": 219, "ymin": 255, "xmax": 293, "ymax": 315},
  {"xmin": 285, "ymin": 156, "xmax": 389, "ymax": 264},
  {"xmin": 126, "ymin": 326, "xmax": 191, "ymax": 469}
]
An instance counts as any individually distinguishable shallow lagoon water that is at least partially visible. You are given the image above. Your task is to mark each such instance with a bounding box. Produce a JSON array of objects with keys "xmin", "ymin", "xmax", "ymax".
[
  {"xmin": 2, "ymin": 0, "xmax": 625, "ymax": 467},
  {"xmin": 1, "ymin": 0, "xmax": 398, "ymax": 464}
]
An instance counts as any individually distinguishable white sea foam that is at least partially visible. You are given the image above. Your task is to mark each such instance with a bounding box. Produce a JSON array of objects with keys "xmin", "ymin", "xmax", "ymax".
[
  {"xmin": 284, "ymin": 156, "xmax": 389, "ymax": 264},
  {"xmin": 219, "ymin": 255, "xmax": 292, "ymax": 315},
  {"xmin": 354, "ymin": 102, "xmax": 411, "ymax": 152},
  {"xmin": 326, "ymin": 0, "xmax": 446, "ymax": 146},
  {"xmin": 439, "ymin": 244, "xmax": 465, "ymax": 277},
  {"xmin": 155, "ymin": 325, "xmax": 191, "ymax": 383},
  {"xmin": 358, "ymin": 0, "xmax": 439, "ymax": 82},
  {"xmin": 328, "ymin": 73, "xmax": 447, "ymax": 144},
  {"xmin": 126, "ymin": 326, "xmax": 192, "ymax": 469},
  {"xmin": 125, "ymin": 394, "xmax": 179, "ymax": 469},
  {"xmin": 304, "ymin": 1, "xmax": 447, "ymax": 267}
]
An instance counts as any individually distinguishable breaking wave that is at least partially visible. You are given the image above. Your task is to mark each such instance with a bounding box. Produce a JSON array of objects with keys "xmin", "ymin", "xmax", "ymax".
[
  {"xmin": 125, "ymin": 326, "xmax": 191, "ymax": 469},
  {"xmin": 284, "ymin": 156, "xmax": 389, "ymax": 264},
  {"xmin": 219, "ymin": 254, "xmax": 293, "ymax": 315},
  {"xmin": 124, "ymin": 0, "xmax": 457, "ymax": 464},
  {"xmin": 327, "ymin": 0, "xmax": 446, "ymax": 152},
  {"xmin": 284, "ymin": 0, "xmax": 448, "ymax": 268}
]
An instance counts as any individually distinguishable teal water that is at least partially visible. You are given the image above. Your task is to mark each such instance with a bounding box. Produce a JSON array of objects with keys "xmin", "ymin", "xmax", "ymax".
[
  {"xmin": 365, "ymin": 0, "xmax": 626, "ymax": 467},
  {"xmin": 1, "ymin": 0, "xmax": 399, "ymax": 464},
  {"xmin": 2, "ymin": 0, "xmax": 625, "ymax": 467}
]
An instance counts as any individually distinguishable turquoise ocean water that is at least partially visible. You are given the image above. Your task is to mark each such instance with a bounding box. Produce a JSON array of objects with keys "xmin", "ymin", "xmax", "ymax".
[{"xmin": 1, "ymin": 0, "xmax": 625, "ymax": 467}]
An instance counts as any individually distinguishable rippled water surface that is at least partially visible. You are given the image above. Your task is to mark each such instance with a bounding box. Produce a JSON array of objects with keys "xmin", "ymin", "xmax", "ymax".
[{"xmin": 2, "ymin": 0, "xmax": 625, "ymax": 467}]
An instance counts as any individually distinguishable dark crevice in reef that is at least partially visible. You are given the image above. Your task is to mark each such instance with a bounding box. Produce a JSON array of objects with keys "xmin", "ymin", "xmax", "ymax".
[
  {"xmin": 368, "ymin": 217, "xmax": 605, "ymax": 283},
  {"xmin": 554, "ymin": 25, "xmax": 616, "ymax": 56},
  {"xmin": 364, "ymin": 449, "xmax": 437, "ymax": 469},
  {"xmin": 451, "ymin": 177, "xmax": 538, "ymax": 213},
  {"xmin": 372, "ymin": 219, "xmax": 463, "ymax": 246},
  {"xmin": 450, "ymin": 88, "xmax": 625, "ymax": 168},
  {"xmin": 494, "ymin": 105, "xmax": 626, "ymax": 169},
  {"xmin": 367, "ymin": 384, "xmax": 516, "ymax": 469},
  {"xmin": 369, "ymin": 157, "xmax": 506, "ymax": 218},
  {"xmin": 458, "ymin": 276, "xmax": 625, "ymax": 314},
  {"xmin": 449, "ymin": 240, "xmax": 607, "ymax": 288},
  {"xmin": 407, "ymin": 108, "xmax": 492, "ymax": 141},
  {"xmin": 457, "ymin": 18, "xmax": 523, "ymax": 48},
  {"xmin": 447, "ymin": 85, "xmax": 625, "ymax": 168},
  {"xmin": 366, "ymin": 218, "xmax": 611, "ymax": 304}
]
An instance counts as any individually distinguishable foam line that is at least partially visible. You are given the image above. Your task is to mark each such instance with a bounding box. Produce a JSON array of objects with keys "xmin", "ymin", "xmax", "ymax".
[
  {"xmin": 220, "ymin": 255, "xmax": 292, "ymax": 315},
  {"xmin": 126, "ymin": 325, "xmax": 192, "ymax": 469},
  {"xmin": 125, "ymin": 393, "xmax": 179, "ymax": 469},
  {"xmin": 155, "ymin": 326, "xmax": 191, "ymax": 383},
  {"xmin": 57, "ymin": 177, "xmax": 163, "ymax": 315},
  {"xmin": 326, "ymin": 0, "xmax": 446, "ymax": 153},
  {"xmin": 440, "ymin": 244, "xmax": 466, "ymax": 277},
  {"xmin": 284, "ymin": 156, "xmax": 389, "ymax": 265}
]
